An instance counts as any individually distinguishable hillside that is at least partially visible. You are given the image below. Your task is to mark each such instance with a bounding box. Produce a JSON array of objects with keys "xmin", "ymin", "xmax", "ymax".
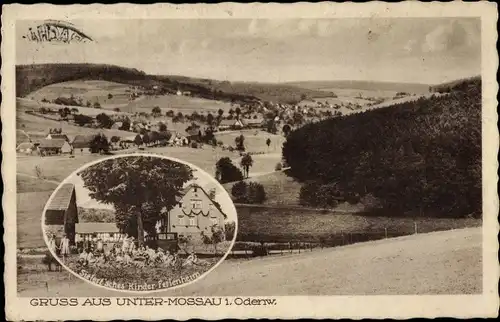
[
  {"xmin": 223, "ymin": 170, "xmax": 302, "ymax": 206},
  {"xmin": 78, "ymin": 207, "xmax": 115, "ymax": 223},
  {"xmin": 287, "ymin": 80, "xmax": 431, "ymax": 94},
  {"xmin": 429, "ymin": 76, "xmax": 482, "ymax": 93},
  {"xmin": 19, "ymin": 228, "xmax": 483, "ymax": 296},
  {"xmin": 17, "ymin": 63, "xmax": 334, "ymax": 104},
  {"xmin": 284, "ymin": 77, "xmax": 482, "ymax": 217}
]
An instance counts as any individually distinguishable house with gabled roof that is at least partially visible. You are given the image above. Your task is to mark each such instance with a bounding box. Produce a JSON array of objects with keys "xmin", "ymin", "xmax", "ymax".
[
  {"xmin": 71, "ymin": 135, "xmax": 95, "ymax": 154},
  {"xmin": 36, "ymin": 139, "xmax": 73, "ymax": 155},
  {"xmin": 44, "ymin": 183, "xmax": 79, "ymax": 244},
  {"xmin": 158, "ymin": 184, "xmax": 227, "ymax": 243}
]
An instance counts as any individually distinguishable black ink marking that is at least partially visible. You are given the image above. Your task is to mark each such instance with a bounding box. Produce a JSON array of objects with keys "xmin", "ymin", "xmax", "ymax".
[{"xmin": 23, "ymin": 20, "xmax": 93, "ymax": 44}]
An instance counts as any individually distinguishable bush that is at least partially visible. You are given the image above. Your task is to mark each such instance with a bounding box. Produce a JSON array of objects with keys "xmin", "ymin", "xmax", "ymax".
[
  {"xmin": 191, "ymin": 142, "xmax": 198, "ymax": 149},
  {"xmin": 275, "ymin": 162, "xmax": 282, "ymax": 171},
  {"xmin": 231, "ymin": 181, "xmax": 248, "ymax": 203},
  {"xmin": 251, "ymin": 244, "xmax": 269, "ymax": 257},
  {"xmin": 247, "ymin": 182, "xmax": 266, "ymax": 204},
  {"xmin": 215, "ymin": 157, "xmax": 243, "ymax": 184}
]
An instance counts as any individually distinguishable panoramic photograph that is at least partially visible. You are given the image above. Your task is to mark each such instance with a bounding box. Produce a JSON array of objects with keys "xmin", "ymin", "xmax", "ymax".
[
  {"xmin": 41, "ymin": 155, "xmax": 236, "ymax": 292},
  {"xmin": 15, "ymin": 17, "xmax": 483, "ymax": 296}
]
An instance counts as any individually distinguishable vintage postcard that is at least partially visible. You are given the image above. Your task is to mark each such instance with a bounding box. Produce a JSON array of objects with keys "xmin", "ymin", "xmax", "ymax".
[{"xmin": 2, "ymin": 2, "xmax": 499, "ymax": 320}]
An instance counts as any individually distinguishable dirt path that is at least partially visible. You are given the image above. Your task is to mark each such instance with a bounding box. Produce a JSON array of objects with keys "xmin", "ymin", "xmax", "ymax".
[{"xmin": 18, "ymin": 227, "xmax": 482, "ymax": 297}]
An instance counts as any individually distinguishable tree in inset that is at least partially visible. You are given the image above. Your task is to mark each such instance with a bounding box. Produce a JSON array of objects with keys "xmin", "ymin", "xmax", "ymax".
[{"xmin": 78, "ymin": 156, "xmax": 193, "ymax": 246}]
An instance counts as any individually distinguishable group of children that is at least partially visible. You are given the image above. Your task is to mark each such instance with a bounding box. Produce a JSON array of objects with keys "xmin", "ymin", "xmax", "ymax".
[{"xmin": 75, "ymin": 235, "xmax": 207, "ymax": 269}]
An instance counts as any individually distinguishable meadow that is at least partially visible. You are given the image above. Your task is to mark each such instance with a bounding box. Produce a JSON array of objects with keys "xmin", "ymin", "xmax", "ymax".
[
  {"xmin": 235, "ymin": 204, "xmax": 482, "ymax": 243},
  {"xmin": 214, "ymin": 130, "xmax": 285, "ymax": 154},
  {"xmin": 17, "ymin": 98, "xmax": 134, "ymax": 145},
  {"xmin": 122, "ymin": 94, "xmax": 234, "ymax": 114},
  {"xmin": 28, "ymin": 80, "xmax": 135, "ymax": 108},
  {"xmin": 224, "ymin": 170, "xmax": 302, "ymax": 206}
]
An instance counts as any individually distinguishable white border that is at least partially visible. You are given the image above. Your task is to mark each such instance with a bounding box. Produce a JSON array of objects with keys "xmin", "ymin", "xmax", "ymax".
[{"xmin": 3, "ymin": 2, "xmax": 499, "ymax": 320}]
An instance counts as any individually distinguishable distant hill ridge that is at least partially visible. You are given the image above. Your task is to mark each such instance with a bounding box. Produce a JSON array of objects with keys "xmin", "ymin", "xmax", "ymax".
[{"xmin": 16, "ymin": 63, "xmax": 334, "ymax": 104}]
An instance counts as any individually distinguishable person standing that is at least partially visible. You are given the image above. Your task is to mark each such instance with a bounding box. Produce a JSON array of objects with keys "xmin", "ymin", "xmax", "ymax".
[
  {"xmin": 59, "ymin": 234, "xmax": 70, "ymax": 261},
  {"xmin": 48, "ymin": 234, "xmax": 57, "ymax": 253},
  {"xmin": 96, "ymin": 237, "xmax": 104, "ymax": 254}
]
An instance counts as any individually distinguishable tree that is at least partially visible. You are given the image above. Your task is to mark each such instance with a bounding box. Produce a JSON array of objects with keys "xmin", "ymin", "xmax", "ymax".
[
  {"xmin": 152, "ymin": 106, "xmax": 162, "ymax": 117},
  {"xmin": 89, "ymin": 134, "xmax": 110, "ymax": 154},
  {"xmin": 86, "ymin": 101, "xmax": 92, "ymax": 107},
  {"xmin": 235, "ymin": 107, "xmax": 241, "ymax": 119},
  {"xmin": 134, "ymin": 134, "xmax": 143, "ymax": 147},
  {"xmin": 110, "ymin": 136, "xmax": 120, "ymax": 144},
  {"xmin": 166, "ymin": 110, "xmax": 175, "ymax": 118},
  {"xmin": 228, "ymin": 108, "xmax": 235, "ymax": 117},
  {"xmin": 113, "ymin": 107, "xmax": 121, "ymax": 112},
  {"xmin": 119, "ymin": 119, "xmax": 131, "ymax": 131},
  {"xmin": 108, "ymin": 93, "xmax": 113, "ymax": 100},
  {"xmin": 293, "ymin": 112, "xmax": 304, "ymax": 126},
  {"xmin": 158, "ymin": 122, "xmax": 168, "ymax": 132},
  {"xmin": 78, "ymin": 156, "xmax": 194, "ymax": 246},
  {"xmin": 202, "ymin": 224, "xmax": 225, "ymax": 254},
  {"xmin": 282, "ymin": 124, "xmax": 292, "ymax": 136},
  {"xmin": 70, "ymin": 108, "xmax": 79, "ymax": 114},
  {"xmin": 240, "ymin": 153, "xmax": 254, "ymax": 178},
  {"xmin": 217, "ymin": 108, "xmax": 224, "ymax": 121},
  {"xmin": 266, "ymin": 138, "xmax": 271, "ymax": 148},
  {"xmin": 142, "ymin": 132, "xmax": 151, "ymax": 146},
  {"xmin": 224, "ymin": 221, "xmax": 236, "ymax": 241},
  {"xmin": 93, "ymin": 101, "xmax": 101, "ymax": 109},
  {"xmin": 247, "ymin": 182, "xmax": 266, "ymax": 204},
  {"xmin": 207, "ymin": 113, "xmax": 215, "ymax": 126},
  {"xmin": 235, "ymin": 134, "xmax": 245, "ymax": 152},
  {"xmin": 231, "ymin": 181, "xmax": 248, "ymax": 203},
  {"xmin": 96, "ymin": 113, "xmax": 114, "ymax": 129},
  {"xmin": 74, "ymin": 114, "xmax": 93, "ymax": 127},
  {"xmin": 215, "ymin": 157, "xmax": 243, "ymax": 183}
]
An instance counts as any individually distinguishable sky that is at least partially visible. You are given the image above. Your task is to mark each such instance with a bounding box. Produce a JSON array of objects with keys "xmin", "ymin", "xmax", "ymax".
[
  {"xmin": 62, "ymin": 165, "xmax": 237, "ymax": 222},
  {"xmin": 16, "ymin": 18, "xmax": 481, "ymax": 84}
]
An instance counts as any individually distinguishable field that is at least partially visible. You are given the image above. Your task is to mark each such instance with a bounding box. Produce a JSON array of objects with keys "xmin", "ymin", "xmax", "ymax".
[
  {"xmin": 18, "ymin": 228, "xmax": 482, "ymax": 296},
  {"xmin": 28, "ymin": 80, "xmax": 136, "ymax": 108},
  {"xmin": 235, "ymin": 204, "xmax": 481, "ymax": 242},
  {"xmin": 224, "ymin": 171, "xmax": 302, "ymax": 205},
  {"xmin": 215, "ymin": 130, "xmax": 286, "ymax": 154},
  {"xmin": 16, "ymin": 98, "xmax": 134, "ymax": 145},
  {"xmin": 122, "ymin": 94, "xmax": 234, "ymax": 114}
]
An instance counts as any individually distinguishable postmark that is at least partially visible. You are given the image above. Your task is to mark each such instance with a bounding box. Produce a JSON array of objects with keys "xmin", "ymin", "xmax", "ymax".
[{"xmin": 22, "ymin": 20, "xmax": 93, "ymax": 44}]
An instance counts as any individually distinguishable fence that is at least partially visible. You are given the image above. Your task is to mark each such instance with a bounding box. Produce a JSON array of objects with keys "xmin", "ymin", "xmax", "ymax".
[{"xmin": 228, "ymin": 226, "xmax": 421, "ymax": 259}]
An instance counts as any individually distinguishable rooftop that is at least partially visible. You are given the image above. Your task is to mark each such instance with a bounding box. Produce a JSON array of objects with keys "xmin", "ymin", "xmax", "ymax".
[
  {"xmin": 37, "ymin": 139, "xmax": 67, "ymax": 149},
  {"xmin": 46, "ymin": 183, "xmax": 75, "ymax": 211}
]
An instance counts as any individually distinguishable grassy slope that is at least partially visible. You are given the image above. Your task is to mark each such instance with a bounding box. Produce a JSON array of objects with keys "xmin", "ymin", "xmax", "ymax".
[
  {"xmin": 235, "ymin": 205, "xmax": 481, "ymax": 242},
  {"xmin": 16, "ymin": 98, "xmax": 135, "ymax": 145},
  {"xmin": 19, "ymin": 228, "xmax": 482, "ymax": 296},
  {"xmin": 224, "ymin": 171, "xmax": 303, "ymax": 206},
  {"xmin": 17, "ymin": 63, "xmax": 333, "ymax": 104},
  {"xmin": 215, "ymin": 130, "xmax": 286, "ymax": 154}
]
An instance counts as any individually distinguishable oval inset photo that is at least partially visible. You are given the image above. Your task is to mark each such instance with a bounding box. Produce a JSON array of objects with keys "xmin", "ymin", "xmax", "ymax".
[{"xmin": 42, "ymin": 154, "xmax": 237, "ymax": 293}]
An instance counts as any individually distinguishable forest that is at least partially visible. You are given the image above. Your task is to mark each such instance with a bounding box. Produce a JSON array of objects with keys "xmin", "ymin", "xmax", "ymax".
[{"xmin": 283, "ymin": 77, "xmax": 482, "ymax": 218}]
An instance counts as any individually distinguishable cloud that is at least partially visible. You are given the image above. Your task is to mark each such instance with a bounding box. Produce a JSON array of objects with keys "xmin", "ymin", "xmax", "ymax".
[{"xmin": 422, "ymin": 20, "xmax": 474, "ymax": 53}]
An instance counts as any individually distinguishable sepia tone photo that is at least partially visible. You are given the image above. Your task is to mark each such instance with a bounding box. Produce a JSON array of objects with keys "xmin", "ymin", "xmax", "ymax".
[{"xmin": 3, "ymin": 2, "xmax": 498, "ymax": 320}]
